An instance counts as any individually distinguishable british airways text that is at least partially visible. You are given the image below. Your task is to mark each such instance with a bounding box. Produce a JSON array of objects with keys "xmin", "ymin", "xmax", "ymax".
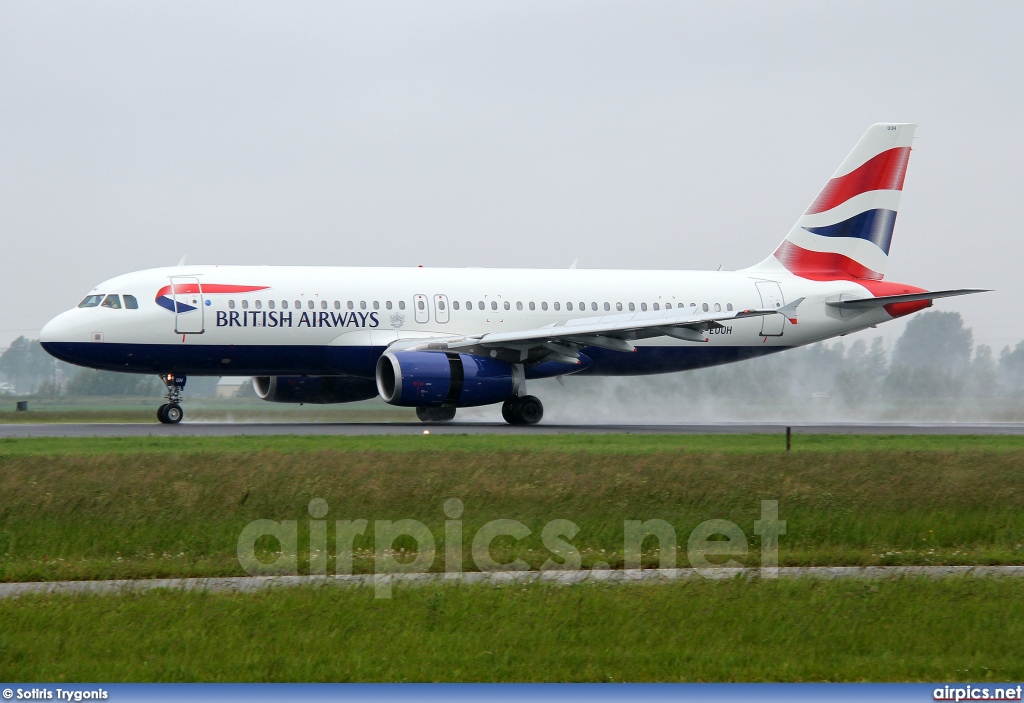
[{"xmin": 216, "ymin": 311, "xmax": 380, "ymax": 328}]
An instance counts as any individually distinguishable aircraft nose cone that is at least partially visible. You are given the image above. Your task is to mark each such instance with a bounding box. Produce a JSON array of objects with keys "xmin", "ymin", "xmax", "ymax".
[{"xmin": 39, "ymin": 309, "xmax": 85, "ymax": 347}]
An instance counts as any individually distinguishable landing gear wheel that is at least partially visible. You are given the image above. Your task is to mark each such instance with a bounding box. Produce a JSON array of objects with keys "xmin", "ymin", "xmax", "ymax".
[
  {"xmin": 164, "ymin": 403, "xmax": 184, "ymax": 424},
  {"xmin": 158, "ymin": 374, "xmax": 186, "ymax": 425},
  {"xmin": 416, "ymin": 406, "xmax": 456, "ymax": 422},
  {"xmin": 503, "ymin": 396, "xmax": 544, "ymax": 425}
]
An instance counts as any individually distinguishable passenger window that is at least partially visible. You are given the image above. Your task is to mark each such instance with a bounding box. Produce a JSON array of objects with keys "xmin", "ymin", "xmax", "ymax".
[
  {"xmin": 553, "ymin": 302, "xmax": 560, "ymax": 311},
  {"xmin": 628, "ymin": 303, "xmax": 635, "ymax": 312},
  {"xmin": 101, "ymin": 295, "xmax": 122, "ymax": 309},
  {"xmin": 268, "ymin": 300, "xmax": 275, "ymax": 309},
  {"xmin": 241, "ymin": 300, "xmax": 249, "ymax": 310},
  {"xmin": 529, "ymin": 302, "xmax": 535, "ymax": 311},
  {"xmin": 490, "ymin": 301, "xmax": 497, "ymax": 310},
  {"xmin": 702, "ymin": 303, "xmax": 709, "ymax": 312},
  {"xmin": 294, "ymin": 301, "xmax": 301, "ymax": 309},
  {"xmin": 453, "ymin": 301, "xmax": 460, "ymax": 310},
  {"xmin": 386, "ymin": 301, "xmax": 393, "ymax": 310},
  {"xmin": 78, "ymin": 295, "xmax": 103, "ymax": 308},
  {"xmin": 123, "ymin": 295, "xmax": 139, "ymax": 309},
  {"xmin": 308, "ymin": 301, "xmax": 315, "ymax": 310},
  {"xmin": 579, "ymin": 302, "xmax": 585, "ymax": 311},
  {"xmin": 373, "ymin": 301, "xmax": 380, "ymax": 310},
  {"xmin": 653, "ymin": 303, "xmax": 659, "ymax": 311},
  {"xmin": 465, "ymin": 301, "xmax": 473, "ymax": 310},
  {"xmin": 567, "ymin": 302, "xmax": 573, "ymax": 311},
  {"xmin": 418, "ymin": 300, "xmax": 426, "ymax": 311},
  {"xmin": 616, "ymin": 302, "xmax": 622, "ymax": 311},
  {"xmin": 320, "ymin": 301, "xmax": 327, "ymax": 310},
  {"xmin": 516, "ymin": 302, "xmax": 523, "ymax": 311},
  {"xmin": 255, "ymin": 300, "xmax": 262, "ymax": 309},
  {"xmin": 714, "ymin": 303, "xmax": 721, "ymax": 312},
  {"xmin": 541, "ymin": 302, "xmax": 548, "ymax": 311},
  {"xmin": 503, "ymin": 301, "xmax": 510, "ymax": 310},
  {"xmin": 347, "ymin": 301, "xmax": 354, "ymax": 310},
  {"xmin": 592, "ymin": 302, "xmax": 598, "ymax": 311},
  {"xmin": 727, "ymin": 303, "xmax": 733, "ymax": 311},
  {"xmin": 333, "ymin": 301, "xmax": 340, "ymax": 310},
  {"xmin": 439, "ymin": 300, "xmax": 446, "ymax": 310},
  {"xmin": 399, "ymin": 301, "xmax": 406, "ymax": 310},
  {"xmin": 359, "ymin": 301, "xmax": 366, "ymax": 310},
  {"xmin": 478, "ymin": 301, "xmax": 484, "ymax": 309},
  {"xmin": 282, "ymin": 300, "xmax": 288, "ymax": 309},
  {"xmin": 640, "ymin": 303, "xmax": 647, "ymax": 312},
  {"xmin": 604, "ymin": 302, "xmax": 610, "ymax": 311}
]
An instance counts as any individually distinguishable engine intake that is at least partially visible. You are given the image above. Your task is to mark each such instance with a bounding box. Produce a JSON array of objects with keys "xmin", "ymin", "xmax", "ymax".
[
  {"xmin": 376, "ymin": 351, "xmax": 522, "ymax": 407},
  {"xmin": 253, "ymin": 376, "xmax": 379, "ymax": 404}
]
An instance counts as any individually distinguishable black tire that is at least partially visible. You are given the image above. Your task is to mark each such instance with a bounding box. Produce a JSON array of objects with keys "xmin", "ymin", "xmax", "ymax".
[
  {"xmin": 514, "ymin": 396, "xmax": 543, "ymax": 425},
  {"xmin": 416, "ymin": 406, "xmax": 456, "ymax": 422},
  {"xmin": 501, "ymin": 399, "xmax": 516, "ymax": 424},
  {"xmin": 164, "ymin": 403, "xmax": 184, "ymax": 424},
  {"xmin": 157, "ymin": 403, "xmax": 169, "ymax": 424}
]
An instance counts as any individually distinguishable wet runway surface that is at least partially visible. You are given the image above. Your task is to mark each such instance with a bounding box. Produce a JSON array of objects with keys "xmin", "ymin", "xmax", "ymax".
[{"xmin": 3, "ymin": 421, "xmax": 1024, "ymax": 438}]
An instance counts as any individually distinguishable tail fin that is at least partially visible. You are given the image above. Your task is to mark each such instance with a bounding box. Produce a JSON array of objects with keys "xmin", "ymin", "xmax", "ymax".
[{"xmin": 747, "ymin": 123, "xmax": 916, "ymax": 281}]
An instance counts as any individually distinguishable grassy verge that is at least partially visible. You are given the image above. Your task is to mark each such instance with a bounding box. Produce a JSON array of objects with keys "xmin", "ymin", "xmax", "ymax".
[
  {"xmin": 2, "ymin": 436, "xmax": 1024, "ymax": 580},
  {"xmin": 2, "ymin": 579, "xmax": 1023, "ymax": 682},
  {"xmin": 3, "ymin": 432, "xmax": 1024, "ymax": 456}
]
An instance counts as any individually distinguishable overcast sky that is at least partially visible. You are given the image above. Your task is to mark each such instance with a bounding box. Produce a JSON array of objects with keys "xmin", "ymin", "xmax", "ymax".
[{"xmin": 1, "ymin": 1, "xmax": 1020, "ymax": 353}]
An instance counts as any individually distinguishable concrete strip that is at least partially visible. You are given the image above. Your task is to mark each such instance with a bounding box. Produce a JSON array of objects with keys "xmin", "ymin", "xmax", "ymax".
[{"xmin": 2, "ymin": 566, "xmax": 1024, "ymax": 598}]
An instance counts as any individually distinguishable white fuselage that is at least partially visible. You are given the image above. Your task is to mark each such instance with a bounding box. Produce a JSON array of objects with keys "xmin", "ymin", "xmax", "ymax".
[{"xmin": 39, "ymin": 265, "xmax": 907, "ymax": 380}]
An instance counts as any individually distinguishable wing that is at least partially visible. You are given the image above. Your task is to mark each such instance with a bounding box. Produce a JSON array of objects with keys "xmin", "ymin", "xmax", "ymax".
[{"xmin": 389, "ymin": 300, "xmax": 803, "ymax": 366}]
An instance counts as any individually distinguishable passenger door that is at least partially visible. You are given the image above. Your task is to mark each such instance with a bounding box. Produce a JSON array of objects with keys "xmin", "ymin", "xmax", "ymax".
[
  {"xmin": 755, "ymin": 281, "xmax": 785, "ymax": 336},
  {"xmin": 169, "ymin": 276, "xmax": 205, "ymax": 334}
]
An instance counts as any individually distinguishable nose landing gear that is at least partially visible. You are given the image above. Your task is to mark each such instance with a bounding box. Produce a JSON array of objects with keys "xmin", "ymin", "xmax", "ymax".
[{"xmin": 157, "ymin": 374, "xmax": 186, "ymax": 424}]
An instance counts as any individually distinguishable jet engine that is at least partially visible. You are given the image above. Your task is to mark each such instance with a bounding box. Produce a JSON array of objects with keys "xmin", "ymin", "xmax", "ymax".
[
  {"xmin": 252, "ymin": 376, "xmax": 379, "ymax": 404},
  {"xmin": 376, "ymin": 351, "xmax": 522, "ymax": 407}
]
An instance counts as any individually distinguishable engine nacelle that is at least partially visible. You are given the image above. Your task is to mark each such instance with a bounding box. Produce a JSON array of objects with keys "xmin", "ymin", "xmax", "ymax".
[
  {"xmin": 376, "ymin": 351, "xmax": 522, "ymax": 407},
  {"xmin": 252, "ymin": 376, "xmax": 379, "ymax": 404}
]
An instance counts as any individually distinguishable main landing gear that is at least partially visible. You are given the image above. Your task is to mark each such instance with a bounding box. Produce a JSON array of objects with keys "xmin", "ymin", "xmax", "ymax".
[
  {"xmin": 157, "ymin": 374, "xmax": 186, "ymax": 424},
  {"xmin": 502, "ymin": 395, "xmax": 544, "ymax": 426},
  {"xmin": 416, "ymin": 406, "xmax": 457, "ymax": 422}
]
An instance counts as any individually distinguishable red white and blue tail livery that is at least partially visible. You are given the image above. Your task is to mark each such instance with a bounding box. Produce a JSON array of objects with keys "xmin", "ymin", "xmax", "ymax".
[
  {"xmin": 752, "ymin": 123, "xmax": 914, "ymax": 282},
  {"xmin": 39, "ymin": 123, "xmax": 987, "ymax": 425}
]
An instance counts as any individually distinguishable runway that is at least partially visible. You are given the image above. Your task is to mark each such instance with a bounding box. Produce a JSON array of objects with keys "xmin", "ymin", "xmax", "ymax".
[{"xmin": 3, "ymin": 421, "xmax": 1024, "ymax": 438}]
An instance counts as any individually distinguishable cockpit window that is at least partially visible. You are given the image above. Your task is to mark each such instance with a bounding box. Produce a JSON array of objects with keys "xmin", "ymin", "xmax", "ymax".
[
  {"xmin": 101, "ymin": 294, "xmax": 122, "ymax": 309},
  {"xmin": 78, "ymin": 295, "xmax": 103, "ymax": 308},
  {"xmin": 123, "ymin": 295, "xmax": 139, "ymax": 309}
]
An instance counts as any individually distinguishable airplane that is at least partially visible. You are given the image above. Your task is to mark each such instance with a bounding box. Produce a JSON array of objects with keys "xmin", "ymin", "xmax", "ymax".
[{"xmin": 39, "ymin": 123, "xmax": 985, "ymax": 425}]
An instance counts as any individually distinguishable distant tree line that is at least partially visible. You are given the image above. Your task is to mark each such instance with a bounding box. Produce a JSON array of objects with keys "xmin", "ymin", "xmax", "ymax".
[{"xmin": 563, "ymin": 311, "xmax": 1019, "ymax": 414}]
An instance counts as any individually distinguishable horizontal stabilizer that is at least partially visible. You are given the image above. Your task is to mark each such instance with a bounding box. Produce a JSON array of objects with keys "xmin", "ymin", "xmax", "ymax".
[{"xmin": 825, "ymin": 288, "xmax": 988, "ymax": 310}]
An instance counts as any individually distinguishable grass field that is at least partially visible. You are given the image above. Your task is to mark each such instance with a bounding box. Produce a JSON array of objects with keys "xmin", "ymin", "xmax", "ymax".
[
  {"xmin": 2, "ymin": 578, "xmax": 1023, "ymax": 682},
  {"xmin": 2, "ymin": 434, "xmax": 1024, "ymax": 581},
  {"xmin": 2, "ymin": 432, "xmax": 1023, "ymax": 683}
]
